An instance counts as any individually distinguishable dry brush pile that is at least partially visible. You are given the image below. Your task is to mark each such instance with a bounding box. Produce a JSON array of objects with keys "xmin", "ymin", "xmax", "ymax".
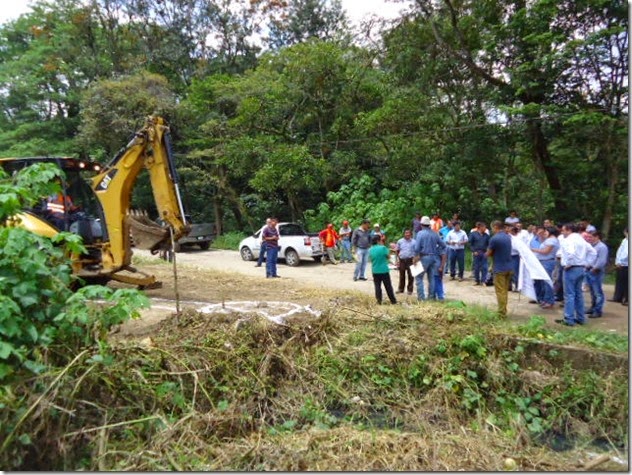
[{"xmin": 0, "ymin": 295, "xmax": 628, "ymax": 471}]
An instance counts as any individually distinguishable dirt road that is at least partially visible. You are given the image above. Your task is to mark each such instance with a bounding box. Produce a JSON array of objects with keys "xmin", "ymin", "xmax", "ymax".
[{"xmin": 135, "ymin": 248, "xmax": 628, "ymax": 335}]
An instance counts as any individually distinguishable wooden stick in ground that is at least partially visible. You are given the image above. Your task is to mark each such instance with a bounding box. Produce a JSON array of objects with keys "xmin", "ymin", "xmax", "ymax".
[{"xmin": 170, "ymin": 226, "xmax": 181, "ymax": 318}]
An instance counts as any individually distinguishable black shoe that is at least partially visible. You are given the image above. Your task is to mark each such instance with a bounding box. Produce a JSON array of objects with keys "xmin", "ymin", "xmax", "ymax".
[
  {"xmin": 529, "ymin": 300, "xmax": 538, "ymax": 304},
  {"xmin": 585, "ymin": 308, "xmax": 594, "ymax": 315},
  {"xmin": 555, "ymin": 319, "xmax": 575, "ymax": 326},
  {"xmin": 353, "ymin": 277, "xmax": 358, "ymax": 281},
  {"xmin": 396, "ymin": 290, "xmax": 404, "ymax": 294},
  {"xmin": 607, "ymin": 299, "xmax": 620, "ymax": 302},
  {"xmin": 359, "ymin": 277, "xmax": 368, "ymax": 281},
  {"xmin": 255, "ymin": 264, "xmax": 262, "ymax": 267},
  {"xmin": 588, "ymin": 313, "xmax": 602, "ymax": 318}
]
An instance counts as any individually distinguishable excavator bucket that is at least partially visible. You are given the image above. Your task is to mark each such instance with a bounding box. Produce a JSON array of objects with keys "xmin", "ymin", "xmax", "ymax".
[{"xmin": 127, "ymin": 214, "xmax": 170, "ymax": 251}]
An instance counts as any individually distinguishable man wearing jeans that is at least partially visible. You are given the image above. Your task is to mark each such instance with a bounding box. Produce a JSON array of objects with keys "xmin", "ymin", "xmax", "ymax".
[
  {"xmin": 396, "ymin": 229, "xmax": 416, "ymax": 294},
  {"xmin": 469, "ymin": 221, "xmax": 490, "ymax": 285},
  {"xmin": 446, "ymin": 221, "xmax": 468, "ymax": 281},
  {"xmin": 255, "ymin": 218, "xmax": 272, "ymax": 267},
  {"xmin": 262, "ymin": 218, "xmax": 280, "ymax": 278},
  {"xmin": 585, "ymin": 231, "xmax": 608, "ymax": 318},
  {"xmin": 486, "ymin": 220, "xmax": 513, "ymax": 319},
  {"xmin": 557, "ymin": 223, "xmax": 597, "ymax": 326},
  {"xmin": 413, "ymin": 216, "xmax": 447, "ymax": 301},
  {"xmin": 338, "ymin": 220, "xmax": 353, "ymax": 263},
  {"xmin": 352, "ymin": 219, "xmax": 372, "ymax": 281}
]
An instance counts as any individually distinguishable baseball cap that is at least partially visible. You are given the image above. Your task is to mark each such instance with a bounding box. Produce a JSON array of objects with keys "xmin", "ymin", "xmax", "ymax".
[{"xmin": 420, "ymin": 216, "xmax": 431, "ymax": 225}]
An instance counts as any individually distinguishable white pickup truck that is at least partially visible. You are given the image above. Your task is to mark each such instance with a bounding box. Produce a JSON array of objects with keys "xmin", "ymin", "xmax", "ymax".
[{"xmin": 238, "ymin": 222, "xmax": 325, "ymax": 266}]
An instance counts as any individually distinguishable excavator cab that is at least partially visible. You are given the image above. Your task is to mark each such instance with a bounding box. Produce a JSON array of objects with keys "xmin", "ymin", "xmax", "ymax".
[{"xmin": 0, "ymin": 157, "xmax": 105, "ymax": 240}]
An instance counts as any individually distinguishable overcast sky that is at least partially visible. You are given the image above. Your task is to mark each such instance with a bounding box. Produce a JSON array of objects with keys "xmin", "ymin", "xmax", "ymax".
[{"xmin": 0, "ymin": 0, "xmax": 405, "ymax": 27}]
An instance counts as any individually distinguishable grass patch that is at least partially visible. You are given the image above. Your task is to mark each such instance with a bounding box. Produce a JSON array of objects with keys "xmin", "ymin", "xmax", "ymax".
[
  {"xmin": 212, "ymin": 231, "xmax": 249, "ymax": 250},
  {"xmin": 516, "ymin": 316, "xmax": 628, "ymax": 353}
]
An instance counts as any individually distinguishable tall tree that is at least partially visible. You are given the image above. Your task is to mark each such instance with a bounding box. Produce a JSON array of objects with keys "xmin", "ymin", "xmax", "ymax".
[
  {"xmin": 378, "ymin": 0, "xmax": 627, "ymax": 232},
  {"xmin": 265, "ymin": 0, "xmax": 350, "ymax": 49},
  {"xmin": 180, "ymin": 41, "xmax": 385, "ymax": 226}
]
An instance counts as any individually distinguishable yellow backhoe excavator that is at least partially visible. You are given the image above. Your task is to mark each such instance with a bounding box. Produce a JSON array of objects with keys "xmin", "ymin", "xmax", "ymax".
[{"xmin": 0, "ymin": 116, "xmax": 190, "ymax": 288}]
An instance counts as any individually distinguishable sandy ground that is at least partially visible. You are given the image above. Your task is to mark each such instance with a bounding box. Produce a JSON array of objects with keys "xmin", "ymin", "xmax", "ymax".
[{"xmin": 130, "ymin": 248, "xmax": 629, "ymax": 336}]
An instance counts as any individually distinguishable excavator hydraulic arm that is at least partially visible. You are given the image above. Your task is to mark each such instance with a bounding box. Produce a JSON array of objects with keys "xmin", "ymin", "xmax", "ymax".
[{"xmin": 91, "ymin": 116, "xmax": 189, "ymax": 273}]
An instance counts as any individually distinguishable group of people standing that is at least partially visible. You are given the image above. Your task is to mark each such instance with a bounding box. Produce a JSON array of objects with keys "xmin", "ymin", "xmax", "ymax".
[
  {"xmin": 344, "ymin": 212, "xmax": 628, "ymax": 324},
  {"xmin": 255, "ymin": 212, "xmax": 628, "ymax": 324}
]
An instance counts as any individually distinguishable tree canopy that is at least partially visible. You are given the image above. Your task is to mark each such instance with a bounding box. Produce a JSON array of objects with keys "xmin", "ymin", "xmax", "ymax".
[{"xmin": 0, "ymin": 0, "xmax": 627, "ymax": 240}]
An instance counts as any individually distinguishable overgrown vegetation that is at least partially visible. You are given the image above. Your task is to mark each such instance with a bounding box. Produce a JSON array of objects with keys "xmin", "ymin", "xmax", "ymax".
[
  {"xmin": 0, "ymin": 298, "xmax": 626, "ymax": 470},
  {"xmin": 0, "ymin": 163, "xmax": 148, "ymax": 461}
]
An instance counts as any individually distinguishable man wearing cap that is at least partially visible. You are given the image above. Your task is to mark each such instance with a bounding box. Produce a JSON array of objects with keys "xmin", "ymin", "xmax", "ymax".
[
  {"xmin": 371, "ymin": 223, "xmax": 386, "ymax": 244},
  {"xmin": 339, "ymin": 220, "xmax": 353, "ymax": 263},
  {"xmin": 413, "ymin": 216, "xmax": 447, "ymax": 301},
  {"xmin": 352, "ymin": 219, "xmax": 372, "ymax": 281}
]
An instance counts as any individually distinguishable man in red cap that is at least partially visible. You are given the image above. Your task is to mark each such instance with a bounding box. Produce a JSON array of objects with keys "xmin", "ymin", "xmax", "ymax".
[
  {"xmin": 319, "ymin": 223, "xmax": 340, "ymax": 264},
  {"xmin": 338, "ymin": 220, "xmax": 353, "ymax": 263}
]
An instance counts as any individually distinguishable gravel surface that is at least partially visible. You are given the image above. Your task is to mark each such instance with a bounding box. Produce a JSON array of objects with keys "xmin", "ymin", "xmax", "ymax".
[{"xmin": 134, "ymin": 248, "xmax": 628, "ymax": 335}]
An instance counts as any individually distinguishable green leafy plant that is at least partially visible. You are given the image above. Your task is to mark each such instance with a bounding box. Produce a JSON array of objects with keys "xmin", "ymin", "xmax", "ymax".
[{"xmin": 0, "ymin": 164, "xmax": 149, "ymax": 380}]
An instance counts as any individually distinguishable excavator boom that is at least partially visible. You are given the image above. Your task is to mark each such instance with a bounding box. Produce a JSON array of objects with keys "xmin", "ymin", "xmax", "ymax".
[{"xmin": 91, "ymin": 116, "xmax": 189, "ymax": 277}]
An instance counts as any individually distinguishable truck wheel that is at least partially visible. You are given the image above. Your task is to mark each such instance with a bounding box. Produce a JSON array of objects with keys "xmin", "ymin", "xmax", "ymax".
[
  {"xmin": 199, "ymin": 241, "xmax": 211, "ymax": 250},
  {"xmin": 285, "ymin": 248, "xmax": 300, "ymax": 267},
  {"xmin": 241, "ymin": 246, "xmax": 254, "ymax": 261},
  {"xmin": 313, "ymin": 256, "xmax": 322, "ymax": 262}
]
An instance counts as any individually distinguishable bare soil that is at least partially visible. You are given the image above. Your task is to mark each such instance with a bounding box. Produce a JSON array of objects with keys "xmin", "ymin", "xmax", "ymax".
[{"xmin": 125, "ymin": 248, "xmax": 628, "ymax": 336}]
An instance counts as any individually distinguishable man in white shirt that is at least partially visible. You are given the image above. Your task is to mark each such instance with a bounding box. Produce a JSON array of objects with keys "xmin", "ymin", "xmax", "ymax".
[
  {"xmin": 610, "ymin": 228, "xmax": 628, "ymax": 305},
  {"xmin": 557, "ymin": 222, "xmax": 597, "ymax": 326},
  {"xmin": 446, "ymin": 221, "xmax": 469, "ymax": 281}
]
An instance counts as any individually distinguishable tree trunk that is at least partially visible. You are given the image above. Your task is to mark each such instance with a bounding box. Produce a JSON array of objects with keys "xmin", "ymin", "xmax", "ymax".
[
  {"xmin": 526, "ymin": 120, "xmax": 566, "ymax": 215},
  {"xmin": 600, "ymin": 123, "xmax": 619, "ymax": 241},
  {"xmin": 287, "ymin": 192, "xmax": 302, "ymax": 222},
  {"xmin": 213, "ymin": 196, "xmax": 223, "ymax": 235}
]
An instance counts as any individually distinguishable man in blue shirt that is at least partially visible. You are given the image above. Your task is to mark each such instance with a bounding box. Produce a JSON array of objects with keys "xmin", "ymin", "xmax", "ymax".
[
  {"xmin": 413, "ymin": 216, "xmax": 447, "ymax": 301},
  {"xmin": 486, "ymin": 220, "xmax": 513, "ymax": 318},
  {"xmin": 469, "ymin": 221, "xmax": 490, "ymax": 285}
]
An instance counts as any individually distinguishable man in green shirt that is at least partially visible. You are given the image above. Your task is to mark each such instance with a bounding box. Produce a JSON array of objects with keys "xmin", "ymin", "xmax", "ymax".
[{"xmin": 369, "ymin": 235, "xmax": 397, "ymax": 305}]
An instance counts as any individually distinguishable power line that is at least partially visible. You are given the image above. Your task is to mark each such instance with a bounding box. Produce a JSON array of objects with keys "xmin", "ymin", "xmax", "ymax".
[{"xmin": 304, "ymin": 108, "xmax": 618, "ymax": 147}]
